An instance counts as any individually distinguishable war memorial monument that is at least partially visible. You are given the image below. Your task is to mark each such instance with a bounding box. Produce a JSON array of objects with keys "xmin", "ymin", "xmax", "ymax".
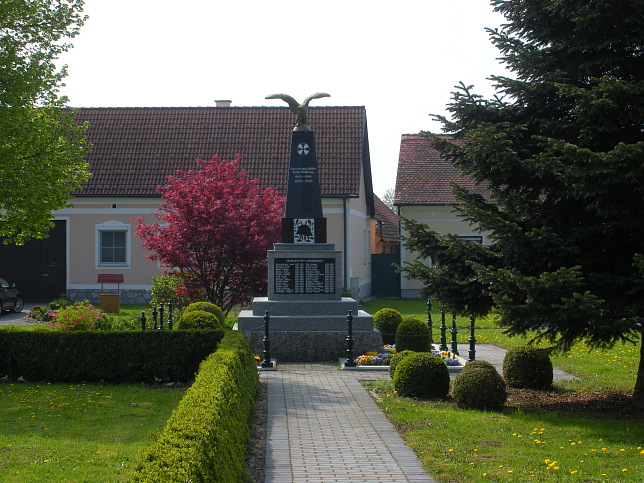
[{"xmin": 237, "ymin": 93, "xmax": 382, "ymax": 362}]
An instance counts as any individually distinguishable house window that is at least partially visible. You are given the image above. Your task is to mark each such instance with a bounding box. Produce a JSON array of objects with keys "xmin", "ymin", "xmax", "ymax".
[
  {"xmin": 96, "ymin": 221, "xmax": 130, "ymax": 267},
  {"xmin": 457, "ymin": 235, "xmax": 484, "ymax": 244}
]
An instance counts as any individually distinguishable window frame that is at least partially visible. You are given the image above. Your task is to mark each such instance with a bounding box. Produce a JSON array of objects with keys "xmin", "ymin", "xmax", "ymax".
[{"xmin": 96, "ymin": 221, "xmax": 130, "ymax": 268}]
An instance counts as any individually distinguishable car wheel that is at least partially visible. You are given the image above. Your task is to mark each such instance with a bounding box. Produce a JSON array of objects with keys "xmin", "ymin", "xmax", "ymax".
[{"xmin": 12, "ymin": 298, "xmax": 23, "ymax": 313}]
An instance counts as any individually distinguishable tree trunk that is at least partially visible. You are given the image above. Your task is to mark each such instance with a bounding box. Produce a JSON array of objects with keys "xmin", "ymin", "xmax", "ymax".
[{"xmin": 633, "ymin": 325, "xmax": 644, "ymax": 409}]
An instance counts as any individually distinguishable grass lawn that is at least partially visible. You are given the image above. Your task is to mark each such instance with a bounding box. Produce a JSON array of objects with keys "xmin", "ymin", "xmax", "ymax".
[
  {"xmin": 0, "ymin": 381, "xmax": 186, "ymax": 482},
  {"xmin": 362, "ymin": 298, "xmax": 643, "ymax": 482}
]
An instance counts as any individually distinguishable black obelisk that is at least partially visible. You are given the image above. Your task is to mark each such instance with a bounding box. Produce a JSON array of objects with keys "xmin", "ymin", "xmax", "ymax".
[{"xmin": 280, "ymin": 124, "xmax": 327, "ymax": 243}]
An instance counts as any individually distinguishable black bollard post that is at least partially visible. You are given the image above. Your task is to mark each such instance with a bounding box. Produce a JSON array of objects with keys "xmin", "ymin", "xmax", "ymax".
[
  {"xmin": 158, "ymin": 304, "xmax": 165, "ymax": 330},
  {"xmin": 140, "ymin": 312, "xmax": 146, "ymax": 330},
  {"xmin": 439, "ymin": 306, "xmax": 449, "ymax": 352},
  {"xmin": 344, "ymin": 310, "xmax": 356, "ymax": 367},
  {"xmin": 261, "ymin": 311, "xmax": 274, "ymax": 368},
  {"xmin": 167, "ymin": 300, "xmax": 173, "ymax": 330},
  {"xmin": 450, "ymin": 312, "xmax": 460, "ymax": 356},
  {"xmin": 152, "ymin": 306, "xmax": 158, "ymax": 330},
  {"xmin": 426, "ymin": 298, "xmax": 433, "ymax": 345},
  {"xmin": 468, "ymin": 314, "xmax": 477, "ymax": 362}
]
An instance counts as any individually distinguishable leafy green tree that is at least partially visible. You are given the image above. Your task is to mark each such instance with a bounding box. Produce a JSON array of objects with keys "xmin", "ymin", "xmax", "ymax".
[
  {"xmin": 0, "ymin": 0, "xmax": 90, "ymax": 244},
  {"xmin": 401, "ymin": 0, "xmax": 644, "ymax": 406}
]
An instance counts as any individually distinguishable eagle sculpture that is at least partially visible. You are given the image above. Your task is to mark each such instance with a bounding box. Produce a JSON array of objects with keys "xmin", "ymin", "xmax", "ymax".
[{"xmin": 265, "ymin": 92, "xmax": 330, "ymax": 130}]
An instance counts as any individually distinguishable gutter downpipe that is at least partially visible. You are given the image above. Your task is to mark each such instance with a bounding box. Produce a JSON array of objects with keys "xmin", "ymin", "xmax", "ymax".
[{"xmin": 343, "ymin": 197, "xmax": 349, "ymax": 292}]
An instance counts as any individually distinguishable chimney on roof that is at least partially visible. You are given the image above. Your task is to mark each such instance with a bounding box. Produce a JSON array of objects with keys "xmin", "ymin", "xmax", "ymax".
[{"xmin": 215, "ymin": 100, "xmax": 231, "ymax": 107}]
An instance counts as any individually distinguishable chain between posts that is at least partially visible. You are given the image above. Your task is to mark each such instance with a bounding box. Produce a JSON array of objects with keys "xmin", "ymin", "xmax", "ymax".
[
  {"xmin": 450, "ymin": 312, "xmax": 460, "ymax": 356},
  {"xmin": 426, "ymin": 298, "xmax": 433, "ymax": 345}
]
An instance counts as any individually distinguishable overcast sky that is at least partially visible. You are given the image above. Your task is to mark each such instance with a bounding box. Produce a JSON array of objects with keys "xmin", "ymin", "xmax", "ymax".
[{"xmin": 57, "ymin": 0, "xmax": 507, "ymax": 198}]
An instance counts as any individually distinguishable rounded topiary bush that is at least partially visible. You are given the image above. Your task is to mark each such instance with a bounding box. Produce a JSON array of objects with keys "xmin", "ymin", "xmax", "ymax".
[
  {"xmin": 392, "ymin": 352, "xmax": 450, "ymax": 399},
  {"xmin": 373, "ymin": 308, "xmax": 403, "ymax": 345},
  {"xmin": 451, "ymin": 365, "xmax": 507, "ymax": 410},
  {"xmin": 176, "ymin": 310, "xmax": 222, "ymax": 330},
  {"xmin": 395, "ymin": 317, "xmax": 432, "ymax": 352},
  {"xmin": 459, "ymin": 360, "xmax": 497, "ymax": 376},
  {"xmin": 388, "ymin": 350, "xmax": 414, "ymax": 378},
  {"xmin": 502, "ymin": 346, "xmax": 553, "ymax": 389},
  {"xmin": 182, "ymin": 302, "xmax": 225, "ymax": 326}
]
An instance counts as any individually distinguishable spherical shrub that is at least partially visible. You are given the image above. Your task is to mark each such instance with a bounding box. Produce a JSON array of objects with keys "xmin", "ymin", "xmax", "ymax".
[
  {"xmin": 451, "ymin": 366, "xmax": 507, "ymax": 410},
  {"xmin": 176, "ymin": 310, "xmax": 222, "ymax": 330},
  {"xmin": 395, "ymin": 317, "xmax": 432, "ymax": 352},
  {"xmin": 502, "ymin": 346, "xmax": 553, "ymax": 389},
  {"xmin": 388, "ymin": 350, "xmax": 414, "ymax": 378},
  {"xmin": 393, "ymin": 352, "xmax": 450, "ymax": 399},
  {"xmin": 373, "ymin": 308, "xmax": 403, "ymax": 345},
  {"xmin": 459, "ymin": 360, "xmax": 497, "ymax": 376},
  {"xmin": 182, "ymin": 302, "xmax": 225, "ymax": 326}
]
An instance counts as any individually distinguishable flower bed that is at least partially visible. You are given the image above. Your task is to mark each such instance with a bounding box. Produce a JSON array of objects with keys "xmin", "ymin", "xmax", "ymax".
[
  {"xmin": 356, "ymin": 352, "xmax": 393, "ymax": 366},
  {"xmin": 351, "ymin": 346, "xmax": 461, "ymax": 367}
]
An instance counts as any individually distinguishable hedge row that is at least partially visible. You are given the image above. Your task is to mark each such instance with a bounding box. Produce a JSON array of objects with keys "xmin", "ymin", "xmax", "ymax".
[
  {"xmin": 129, "ymin": 330, "xmax": 259, "ymax": 482},
  {"xmin": 0, "ymin": 329, "xmax": 224, "ymax": 382}
]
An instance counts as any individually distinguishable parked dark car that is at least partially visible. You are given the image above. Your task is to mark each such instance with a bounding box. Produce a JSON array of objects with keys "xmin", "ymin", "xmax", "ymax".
[{"xmin": 0, "ymin": 277, "xmax": 23, "ymax": 313}]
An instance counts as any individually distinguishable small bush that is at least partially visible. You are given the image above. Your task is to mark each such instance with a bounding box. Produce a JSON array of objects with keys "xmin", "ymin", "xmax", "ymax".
[
  {"xmin": 28, "ymin": 305, "xmax": 46, "ymax": 321},
  {"xmin": 395, "ymin": 317, "xmax": 432, "ymax": 352},
  {"xmin": 503, "ymin": 345, "xmax": 554, "ymax": 389},
  {"xmin": 177, "ymin": 310, "xmax": 222, "ymax": 330},
  {"xmin": 388, "ymin": 349, "xmax": 414, "ymax": 378},
  {"xmin": 182, "ymin": 302, "xmax": 225, "ymax": 326},
  {"xmin": 460, "ymin": 360, "xmax": 497, "ymax": 375},
  {"xmin": 49, "ymin": 294, "xmax": 73, "ymax": 310},
  {"xmin": 452, "ymin": 364, "xmax": 507, "ymax": 410},
  {"xmin": 392, "ymin": 352, "xmax": 449, "ymax": 399},
  {"xmin": 149, "ymin": 272, "xmax": 190, "ymax": 308},
  {"xmin": 373, "ymin": 308, "xmax": 403, "ymax": 345},
  {"xmin": 48, "ymin": 302, "xmax": 102, "ymax": 331}
]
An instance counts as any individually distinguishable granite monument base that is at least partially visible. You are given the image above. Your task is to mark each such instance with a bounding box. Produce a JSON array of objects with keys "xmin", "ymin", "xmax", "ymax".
[
  {"xmin": 237, "ymin": 297, "xmax": 382, "ymax": 362},
  {"xmin": 241, "ymin": 329, "xmax": 383, "ymax": 363}
]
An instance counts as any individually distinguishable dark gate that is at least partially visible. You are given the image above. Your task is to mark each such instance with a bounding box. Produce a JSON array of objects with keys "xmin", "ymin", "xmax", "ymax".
[
  {"xmin": 371, "ymin": 253, "xmax": 400, "ymax": 297},
  {"xmin": 0, "ymin": 220, "xmax": 66, "ymax": 302}
]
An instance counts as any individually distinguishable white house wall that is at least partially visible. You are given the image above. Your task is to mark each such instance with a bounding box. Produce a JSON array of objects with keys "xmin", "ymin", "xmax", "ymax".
[
  {"xmin": 55, "ymin": 195, "xmax": 373, "ymax": 304},
  {"xmin": 398, "ymin": 204, "xmax": 488, "ymax": 298}
]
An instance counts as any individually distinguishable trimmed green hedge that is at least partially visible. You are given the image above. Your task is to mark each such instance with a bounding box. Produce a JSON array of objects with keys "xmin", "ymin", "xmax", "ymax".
[
  {"xmin": 129, "ymin": 331, "xmax": 259, "ymax": 482},
  {"xmin": 0, "ymin": 329, "xmax": 224, "ymax": 382}
]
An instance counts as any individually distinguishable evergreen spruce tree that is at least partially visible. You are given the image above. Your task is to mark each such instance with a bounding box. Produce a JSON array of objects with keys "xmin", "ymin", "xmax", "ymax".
[{"xmin": 401, "ymin": 0, "xmax": 644, "ymax": 406}]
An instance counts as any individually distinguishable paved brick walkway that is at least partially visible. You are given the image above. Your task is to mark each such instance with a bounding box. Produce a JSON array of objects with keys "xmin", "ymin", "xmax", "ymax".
[
  {"xmin": 261, "ymin": 364, "xmax": 434, "ymax": 483},
  {"xmin": 260, "ymin": 345, "xmax": 576, "ymax": 482}
]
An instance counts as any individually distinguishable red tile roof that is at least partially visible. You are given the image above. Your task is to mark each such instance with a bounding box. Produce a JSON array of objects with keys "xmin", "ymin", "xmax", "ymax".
[
  {"xmin": 394, "ymin": 134, "xmax": 489, "ymax": 205},
  {"xmin": 73, "ymin": 106, "xmax": 371, "ymax": 198},
  {"xmin": 373, "ymin": 195, "xmax": 399, "ymax": 242}
]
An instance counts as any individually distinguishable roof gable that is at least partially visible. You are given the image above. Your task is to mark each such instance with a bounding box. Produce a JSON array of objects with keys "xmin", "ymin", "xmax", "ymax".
[
  {"xmin": 394, "ymin": 134, "xmax": 489, "ymax": 205},
  {"xmin": 373, "ymin": 194, "xmax": 399, "ymax": 242},
  {"xmin": 73, "ymin": 106, "xmax": 369, "ymax": 198}
]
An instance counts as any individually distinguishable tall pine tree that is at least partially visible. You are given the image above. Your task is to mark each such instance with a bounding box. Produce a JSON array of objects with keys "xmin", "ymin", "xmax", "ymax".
[{"xmin": 401, "ymin": 0, "xmax": 644, "ymax": 406}]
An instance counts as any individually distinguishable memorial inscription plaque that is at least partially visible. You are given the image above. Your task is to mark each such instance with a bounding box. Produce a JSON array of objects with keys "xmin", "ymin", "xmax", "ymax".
[{"xmin": 274, "ymin": 257, "xmax": 335, "ymax": 294}]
